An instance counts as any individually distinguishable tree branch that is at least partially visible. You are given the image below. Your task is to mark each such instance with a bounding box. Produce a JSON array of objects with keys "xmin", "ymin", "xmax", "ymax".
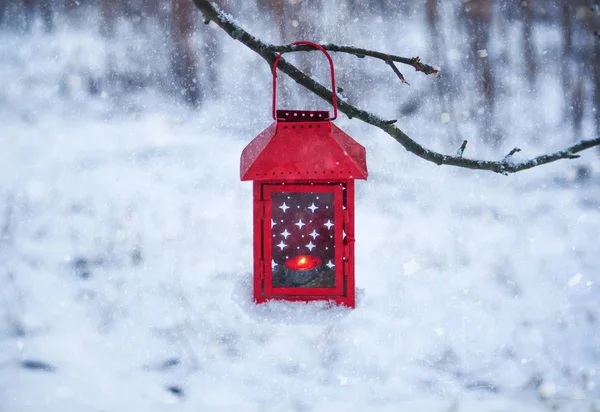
[
  {"xmin": 271, "ymin": 43, "xmax": 438, "ymax": 78},
  {"xmin": 192, "ymin": 0, "xmax": 600, "ymax": 174}
]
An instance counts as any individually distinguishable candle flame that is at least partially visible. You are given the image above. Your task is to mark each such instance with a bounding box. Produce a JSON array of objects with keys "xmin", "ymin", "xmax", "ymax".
[{"xmin": 284, "ymin": 255, "xmax": 322, "ymax": 271}]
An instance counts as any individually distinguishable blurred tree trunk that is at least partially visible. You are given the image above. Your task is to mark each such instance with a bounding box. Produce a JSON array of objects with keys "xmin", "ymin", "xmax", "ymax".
[
  {"xmin": 199, "ymin": 13, "xmax": 221, "ymax": 100},
  {"xmin": 290, "ymin": 0, "xmax": 323, "ymax": 109},
  {"xmin": 0, "ymin": 0, "xmax": 6, "ymax": 25},
  {"xmin": 463, "ymin": 0, "xmax": 494, "ymax": 108},
  {"xmin": 23, "ymin": 0, "xmax": 36, "ymax": 31},
  {"xmin": 520, "ymin": 0, "xmax": 536, "ymax": 88},
  {"xmin": 425, "ymin": 0, "xmax": 439, "ymax": 52},
  {"xmin": 258, "ymin": 0, "xmax": 323, "ymax": 109},
  {"xmin": 559, "ymin": 0, "xmax": 572, "ymax": 93},
  {"xmin": 346, "ymin": 0, "xmax": 389, "ymax": 15},
  {"xmin": 257, "ymin": 0, "xmax": 290, "ymax": 106},
  {"xmin": 462, "ymin": 0, "xmax": 497, "ymax": 144},
  {"xmin": 286, "ymin": 0, "xmax": 321, "ymax": 42},
  {"xmin": 559, "ymin": 0, "xmax": 584, "ymax": 137},
  {"xmin": 425, "ymin": 0, "xmax": 462, "ymax": 144},
  {"xmin": 170, "ymin": 0, "xmax": 201, "ymax": 106},
  {"xmin": 574, "ymin": 2, "xmax": 600, "ymax": 141},
  {"xmin": 593, "ymin": 34, "xmax": 600, "ymax": 141},
  {"xmin": 587, "ymin": 8, "xmax": 600, "ymax": 141},
  {"xmin": 572, "ymin": 75, "xmax": 585, "ymax": 137},
  {"xmin": 99, "ymin": 0, "xmax": 117, "ymax": 38},
  {"xmin": 23, "ymin": 0, "xmax": 53, "ymax": 32},
  {"xmin": 424, "ymin": 1, "xmax": 445, "ymax": 117},
  {"xmin": 99, "ymin": 0, "xmax": 118, "ymax": 95},
  {"xmin": 258, "ymin": 0, "xmax": 285, "ymax": 41},
  {"xmin": 40, "ymin": 0, "xmax": 52, "ymax": 31}
]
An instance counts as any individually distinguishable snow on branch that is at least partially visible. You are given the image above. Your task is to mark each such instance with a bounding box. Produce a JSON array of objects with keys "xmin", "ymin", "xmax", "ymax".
[
  {"xmin": 192, "ymin": 0, "xmax": 600, "ymax": 174},
  {"xmin": 271, "ymin": 44, "xmax": 437, "ymax": 80}
]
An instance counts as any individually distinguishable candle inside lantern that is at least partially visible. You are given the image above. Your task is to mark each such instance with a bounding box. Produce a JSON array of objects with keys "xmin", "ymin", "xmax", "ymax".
[
  {"xmin": 285, "ymin": 255, "xmax": 322, "ymax": 271},
  {"xmin": 282, "ymin": 255, "xmax": 323, "ymax": 286}
]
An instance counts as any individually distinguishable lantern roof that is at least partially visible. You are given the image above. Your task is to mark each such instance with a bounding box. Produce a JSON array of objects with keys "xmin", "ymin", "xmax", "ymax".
[{"xmin": 241, "ymin": 110, "xmax": 368, "ymax": 181}]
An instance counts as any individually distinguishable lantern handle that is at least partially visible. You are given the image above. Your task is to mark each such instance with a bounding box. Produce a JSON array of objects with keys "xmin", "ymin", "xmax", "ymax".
[{"xmin": 272, "ymin": 41, "xmax": 338, "ymax": 121}]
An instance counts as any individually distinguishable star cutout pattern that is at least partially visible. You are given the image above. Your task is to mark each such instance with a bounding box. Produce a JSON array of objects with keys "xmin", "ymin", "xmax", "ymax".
[{"xmin": 270, "ymin": 191, "xmax": 337, "ymax": 281}]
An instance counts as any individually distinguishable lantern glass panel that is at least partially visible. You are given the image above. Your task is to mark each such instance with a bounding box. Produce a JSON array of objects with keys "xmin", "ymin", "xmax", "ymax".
[{"xmin": 270, "ymin": 191, "xmax": 336, "ymax": 288}]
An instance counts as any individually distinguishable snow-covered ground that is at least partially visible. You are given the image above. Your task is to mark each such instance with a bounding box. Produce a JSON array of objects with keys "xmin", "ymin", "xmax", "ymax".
[{"xmin": 1, "ymin": 19, "xmax": 599, "ymax": 411}]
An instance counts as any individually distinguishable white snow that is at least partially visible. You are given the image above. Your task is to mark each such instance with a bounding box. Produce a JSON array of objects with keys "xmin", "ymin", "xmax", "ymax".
[
  {"xmin": 569, "ymin": 273, "xmax": 583, "ymax": 288},
  {"xmin": 1, "ymin": 12, "xmax": 599, "ymax": 412}
]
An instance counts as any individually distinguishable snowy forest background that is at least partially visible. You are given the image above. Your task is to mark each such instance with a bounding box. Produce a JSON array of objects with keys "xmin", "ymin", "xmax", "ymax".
[{"xmin": 1, "ymin": 0, "xmax": 599, "ymax": 410}]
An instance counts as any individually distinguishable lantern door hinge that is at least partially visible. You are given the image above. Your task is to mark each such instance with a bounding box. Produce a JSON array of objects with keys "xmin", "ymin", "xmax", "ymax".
[
  {"xmin": 343, "ymin": 237, "xmax": 354, "ymax": 259},
  {"xmin": 343, "ymin": 209, "xmax": 354, "ymax": 246},
  {"xmin": 343, "ymin": 260, "xmax": 349, "ymax": 277}
]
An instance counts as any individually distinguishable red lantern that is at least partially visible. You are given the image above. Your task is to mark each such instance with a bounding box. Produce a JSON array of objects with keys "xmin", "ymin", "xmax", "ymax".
[{"xmin": 240, "ymin": 41, "xmax": 368, "ymax": 307}]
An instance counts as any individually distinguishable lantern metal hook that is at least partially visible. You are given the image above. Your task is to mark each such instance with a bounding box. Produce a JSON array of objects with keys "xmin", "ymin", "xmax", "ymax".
[{"xmin": 272, "ymin": 41, "xmax": 338, "ymax": 121}]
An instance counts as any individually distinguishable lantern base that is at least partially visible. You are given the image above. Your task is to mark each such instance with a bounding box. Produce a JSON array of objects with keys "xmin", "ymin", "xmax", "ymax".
[
  {"xmin": 254, "ymin": 294, "xmax": 355, "ymax": 308},
  {"xmin": 272, "ymin": 266, "xmax": 335, "ymax": 288}
]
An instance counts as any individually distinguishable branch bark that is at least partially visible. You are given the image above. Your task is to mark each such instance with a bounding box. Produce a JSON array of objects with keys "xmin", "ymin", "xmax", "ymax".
[
  {"xmin": 191, "ymin": 0, "xmax": 600, "ymax": 174},
  {"xmin": 270, "ymin": 43, "xmax": 439, "ymax": 77}
]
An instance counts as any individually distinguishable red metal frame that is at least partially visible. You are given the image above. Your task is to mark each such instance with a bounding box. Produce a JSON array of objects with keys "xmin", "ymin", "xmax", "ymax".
[
  {"xmin": 272, "ymin": 41, "xmax": 338, "ymax": 121},
  {"xmin": 252, "ymin": 181, "xmax": 355, "ymax": 307},
  {"xmin": 252, "ymin": 181, "xmax": 264, "ymax": 304},
  {"xmin": 344, "ymin": 180, "xmax": 355, "ymax": 308}
]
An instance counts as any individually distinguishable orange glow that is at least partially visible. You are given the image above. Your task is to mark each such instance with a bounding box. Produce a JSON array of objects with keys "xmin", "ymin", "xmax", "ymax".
[{"xmin": 285, "ymin": 255, "xmax": 322, "ymax": 270}]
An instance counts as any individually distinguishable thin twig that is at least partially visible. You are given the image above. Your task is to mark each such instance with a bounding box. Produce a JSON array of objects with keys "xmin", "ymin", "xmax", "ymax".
[
  {"xmin": 457, "ymin": 140, "xmax": 468, "ymax": 157},
  {"xmin": 503, "ymin": 147, "xmax": 521, "ymax": 161},
  {"xmin": 191, "ymin": 0, "xmax": 600, "ymax": 174},
  {"xmin": 385, "ymin": 60, "xmax": 410, "ymax": 85}
]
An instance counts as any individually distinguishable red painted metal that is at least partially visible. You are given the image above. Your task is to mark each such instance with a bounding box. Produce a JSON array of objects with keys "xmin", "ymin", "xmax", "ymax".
[
  {"xmin": 243, "ymin": 41, "xmax": 368, "ymax": 308},
  {"xmin": 252, "ymin": 181, "xmax": 264, "ymax": 305},
  {"xmin": 240, "ymin": 111, "xmax": 367, "ymax": 181},
  {"xmin": 344, "ymin": 180, "xmax": 356, "ymax": 307},
  {"xmin": 272, "ymin": 41, "xmax": 338, "ymax": 121}
]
